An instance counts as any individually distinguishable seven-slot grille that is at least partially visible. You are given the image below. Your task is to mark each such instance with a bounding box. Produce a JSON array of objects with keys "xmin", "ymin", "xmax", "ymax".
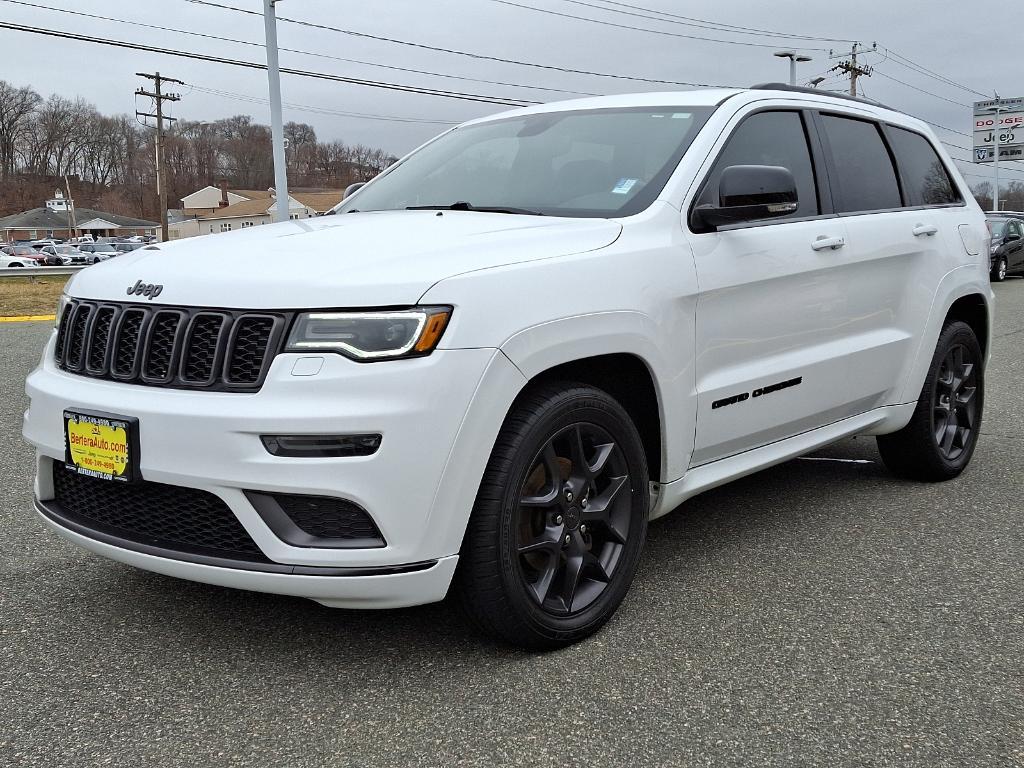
[{"xmin": 55, "ymin": 300, "xmax": 290, "ymax": 391}]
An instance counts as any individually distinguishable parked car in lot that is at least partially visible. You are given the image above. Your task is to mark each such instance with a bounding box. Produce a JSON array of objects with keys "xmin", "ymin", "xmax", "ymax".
[
  {"xmin": 24, "ymin": 85, "xmax": 993, "ymax": 648},
  {"xmin": 39, "ymin": 245, "xmax": 91, "ymax": 266},
  {"xmin": 0, "ymin": 252, "xmax": 37, "ymax": 267},
  {"xmin": 30, "ymin": 238, "xmax": 61, "ymax": 249},
  {"xmin": 76, "ymin": 243, "xmax": 118, "ymax": 263},
  {"xmin": 1, "ymin": 244, "xmax": 47, "ymax": 265},
  {"xmin": 986, "ymin": 216, "xmax": 1024, "ymax": 281}
]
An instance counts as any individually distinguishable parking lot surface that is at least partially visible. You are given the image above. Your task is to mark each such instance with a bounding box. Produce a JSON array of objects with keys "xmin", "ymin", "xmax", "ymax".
[{"xmin": 2, "ymin": 282, "xmax": 1022, "ymax": 768}]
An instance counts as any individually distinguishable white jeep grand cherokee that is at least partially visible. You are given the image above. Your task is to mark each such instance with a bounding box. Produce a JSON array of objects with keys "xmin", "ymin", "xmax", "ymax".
[{"xmin": 23, "ymin": 85, "xmax": 993, "ymax": 648}]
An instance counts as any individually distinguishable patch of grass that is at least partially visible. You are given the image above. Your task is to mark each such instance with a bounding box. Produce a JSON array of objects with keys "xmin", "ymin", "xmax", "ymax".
[{"xmin": 0, "ymin": 274, "xmax": 69, "ymax": 317}]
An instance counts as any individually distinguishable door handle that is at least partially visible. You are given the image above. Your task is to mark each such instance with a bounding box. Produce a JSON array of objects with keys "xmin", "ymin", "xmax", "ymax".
[
  {"xmin": 811, "ymin": 235, "xmax": 845, "ymax": 251},
  {"xmin": 912, "ymin": 224, "xmax": 938, "ymax": 237}
]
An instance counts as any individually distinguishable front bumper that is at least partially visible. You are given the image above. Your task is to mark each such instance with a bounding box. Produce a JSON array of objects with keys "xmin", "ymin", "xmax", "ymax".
[
  {"xmin": 24, "ymin": 330, "xmax": 527, "ymax": 607},
  {"xmin": 35, "ymin": 499, "xmax": 459, "ymax": 608}
]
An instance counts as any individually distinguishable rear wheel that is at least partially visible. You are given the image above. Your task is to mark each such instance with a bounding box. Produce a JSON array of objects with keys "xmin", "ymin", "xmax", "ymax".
[
  {"xmin": 877, "ymin": 321, "xmax": 983, "ymax": 481},
  {"xmin": 456, "ymin": 382, "xmax": 649, "ymax": 649},
  {"xmin": 991, "ymin": 256, "xmax": 1007, "ymax": 282}
]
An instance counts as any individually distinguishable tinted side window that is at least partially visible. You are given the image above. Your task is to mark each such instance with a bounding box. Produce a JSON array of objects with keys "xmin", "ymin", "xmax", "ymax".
[
  {"xmin": 820, "ymin": 115, "xmax": 901, "ymax": 213},
  {"xmin": 697, "ymin": 111, "xmax": 819, "ymax": 220},
  {"xmin": 887, "ymin": 127, "xmax": 961, "ymax": 206}
]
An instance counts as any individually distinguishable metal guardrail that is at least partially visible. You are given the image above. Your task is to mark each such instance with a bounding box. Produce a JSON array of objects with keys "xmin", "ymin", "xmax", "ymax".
[{"xmin": 0, "ymin": 266, "xmax": 87, "ymax": 278}]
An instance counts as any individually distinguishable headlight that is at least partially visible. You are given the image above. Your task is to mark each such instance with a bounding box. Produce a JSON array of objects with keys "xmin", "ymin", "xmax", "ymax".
[{"xmin": 285, "ymin": 307, "xmax": 452, "ymax": 361}]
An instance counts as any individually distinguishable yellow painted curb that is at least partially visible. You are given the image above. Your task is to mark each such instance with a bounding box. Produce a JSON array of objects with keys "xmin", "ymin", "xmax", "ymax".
[{"xmin": 0, "ymin": 314, "xmax": 56, "ymax": 323}]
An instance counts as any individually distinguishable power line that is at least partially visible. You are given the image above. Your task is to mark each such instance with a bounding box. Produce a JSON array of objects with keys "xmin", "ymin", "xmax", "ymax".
[
  {"xmin": 0, "ymin": 21, "xmax": 536, "ymax": 106},
  {"xmin": 880, "ymin": 47, "xmax": 989, "ymax": 99},
  {"xmin": 0, "ymin": 0, "xmax": 595, "ymax": 98},
  {"xmin": 186, "ymin": 84, "xmax": 459, "ymax": 125},
  {"xmin": 920, "ymin": 119, "xmax": 970, "ymax": 138},
  {"xmin": 489, "ymin": 0, "xmax": 830, "ymax": 50},
  {"xmin": 873, "ymin": 70, "xmax": 971, "ymax": 108},
  {"xmin": 184, "ymin": 0, "xmax": 737, "ymax": 89},
  {"xmin": 552, "ymin": 0, "xmax": 855, "ymax": 43},
  {"xmin": 569, "ymin": 0, "xmax": 856, "ymax": 42}
]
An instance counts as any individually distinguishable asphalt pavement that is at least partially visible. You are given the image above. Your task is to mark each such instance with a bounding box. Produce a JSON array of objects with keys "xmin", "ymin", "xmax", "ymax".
[{"xmin": 2, "ymin": 282, "xmax": 1022, "ymax": 767}]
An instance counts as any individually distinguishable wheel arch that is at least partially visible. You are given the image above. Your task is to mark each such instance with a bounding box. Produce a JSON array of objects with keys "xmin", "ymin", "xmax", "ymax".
[
  {"xmin": 945, "ymin": 293, "xmax": 990, "ymax": 359},
  {"xmin": 498, "ymin": 311, "xmax": 691, "ymax": 484},
  {"xmin": 520, "ymin": 353, "xmax": 663, "ymax": 484},
  {"xmin": 896, "ymin": 268, "xmax": 993, "ymax": 405}
]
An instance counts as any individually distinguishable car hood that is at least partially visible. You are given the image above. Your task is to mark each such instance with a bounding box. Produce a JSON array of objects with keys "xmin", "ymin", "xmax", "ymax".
[{"xmin": 67, "ymin": 211, "xmax": 622, "ymax": 308}]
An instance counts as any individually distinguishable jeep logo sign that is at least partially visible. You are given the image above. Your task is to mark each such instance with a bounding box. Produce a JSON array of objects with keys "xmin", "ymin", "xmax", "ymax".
[{"xmin": 127, "ymin": 280, "xmax": 163, "ymax": 299}]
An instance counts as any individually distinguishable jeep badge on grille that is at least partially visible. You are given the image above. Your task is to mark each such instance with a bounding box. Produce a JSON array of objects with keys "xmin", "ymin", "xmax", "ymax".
[{"xmin": 127, "ymin": 280, "xmax": 163, "ymax": 299}]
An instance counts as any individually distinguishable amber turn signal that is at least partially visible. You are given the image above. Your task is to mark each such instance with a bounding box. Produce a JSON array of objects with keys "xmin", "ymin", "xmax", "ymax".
[{"xmin": 414, "ymin": 310, "xmax": 451, "ymax": 353}]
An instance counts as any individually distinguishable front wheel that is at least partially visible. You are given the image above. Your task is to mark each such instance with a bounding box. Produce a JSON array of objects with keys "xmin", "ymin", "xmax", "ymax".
[
  {"xmin": 456, "ymin": 382, "xmax": 649, "ymax": 649},
  {"xmin": 877, "ymin": 321, "xmax": 983, "ymax": 481}
]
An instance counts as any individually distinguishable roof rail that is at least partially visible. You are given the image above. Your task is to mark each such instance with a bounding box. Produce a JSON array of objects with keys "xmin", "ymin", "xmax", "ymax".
[{"xmin": 750, "ymin": 82, "xmax": 894, "ymax": 112}]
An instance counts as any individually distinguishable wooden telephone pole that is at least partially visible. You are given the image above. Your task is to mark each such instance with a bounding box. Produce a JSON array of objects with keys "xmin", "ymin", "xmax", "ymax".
[
  {"xmin": 831, "ymin": 42, "xmax": 875, "ymax": 97},
  {"xmin": 136, "ymin": 72, "xmax": 183, "ymax": 242}
]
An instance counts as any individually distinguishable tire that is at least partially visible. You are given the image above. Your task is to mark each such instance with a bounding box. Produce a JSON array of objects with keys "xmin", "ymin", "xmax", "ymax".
[
  {"xmin": 877, "ymin": 321, "xmax": 983, "ymax": 481},
  {"xmin": 991, "ymin": 256, "xmax": 1007, "ymax": 282},
  {"xmin": 456, "ymin": 382, "xmax": 650, "ymax": 649}
]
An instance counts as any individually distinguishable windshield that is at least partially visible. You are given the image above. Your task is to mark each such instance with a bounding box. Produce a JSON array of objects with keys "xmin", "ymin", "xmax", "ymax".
[
  {"xmin": 54, "ymin": 246, "xmax": 82, "ymax": 254},
  {"xmin": 336, "ymin": 106, "xmax": 714, "ymax": 218}
]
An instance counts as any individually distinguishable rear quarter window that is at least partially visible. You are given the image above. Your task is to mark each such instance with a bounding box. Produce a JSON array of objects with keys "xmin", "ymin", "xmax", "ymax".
[{"xmin": 886, "ymin": 126, "xmax": 961, "ymax": 206}]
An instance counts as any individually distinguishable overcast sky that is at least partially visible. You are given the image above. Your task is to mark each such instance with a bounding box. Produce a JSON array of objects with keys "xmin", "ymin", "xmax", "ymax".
[{"xmin": 0, "ymin": 0, "xmax": 1019, "ymax": 186}]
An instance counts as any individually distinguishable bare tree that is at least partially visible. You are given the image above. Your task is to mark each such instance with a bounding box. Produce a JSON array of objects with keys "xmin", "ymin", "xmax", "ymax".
[
  {"xmin": 0, "ymin": 80, "xmax": 41, "ymax": 177},
  {"xmin": 0, "ymin": 79, "xmax": 399, "ymax": 219}
]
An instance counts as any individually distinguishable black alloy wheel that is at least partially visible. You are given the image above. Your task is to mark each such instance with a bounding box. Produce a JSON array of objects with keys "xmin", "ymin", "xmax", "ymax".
[
  {"xmin": 457, "ymin": 382, "xmax": 649, "ymax": 649},
  {"xmin": 877, "ymin": 320, "xmax": 984, "ymax": 481},
  {"xmin": 931, "ymin": 343, "xmax": 978, "ymax": 462},
  {"xmin": 515, "ymin": 422, "xmax": 631, "ymax": 615}
]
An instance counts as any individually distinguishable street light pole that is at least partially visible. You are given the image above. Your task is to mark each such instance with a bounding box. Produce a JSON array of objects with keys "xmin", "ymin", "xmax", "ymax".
[
  {"xmin": 993, "ymin": 96, "xmax": 1003, "ymax": 212},
  {"xmin": 774, "ymin": 51, "xmax": 813, "ymax": 86},
  {"xmin": 263, "ymin": 0, "xmax": 290, "ymax": 224}
]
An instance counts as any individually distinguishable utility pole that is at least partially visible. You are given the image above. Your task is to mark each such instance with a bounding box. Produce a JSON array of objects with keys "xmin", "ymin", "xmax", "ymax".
[
  {"xmin": 264, "ymin": 0, "xmax": 290, "ymax": 223},
  {"xmin": 63, "ymin": 174, "xmax": 77, "ymax": 240},
  {"xmin": 830, "ymin": 42, "xmax": 875, "ymax": 97},
  {"xmin": 136, "ymin": 72, "xmax": 183, "ymax": 241}
]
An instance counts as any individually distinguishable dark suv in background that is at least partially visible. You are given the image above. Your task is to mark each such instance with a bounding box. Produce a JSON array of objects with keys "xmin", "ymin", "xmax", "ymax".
[{"xmin": 987, "ymin": 213, "xmax": 1024, "ymax": 281}]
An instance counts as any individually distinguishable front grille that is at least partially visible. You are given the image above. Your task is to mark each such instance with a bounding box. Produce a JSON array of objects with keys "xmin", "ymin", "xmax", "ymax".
[
  {"xmin": 51, "ymin": 465, "xmax": 270, "ymax": 563},
  {"xmin": 55, "ymin": 300, "xmax": 289, "ymax": 392}
]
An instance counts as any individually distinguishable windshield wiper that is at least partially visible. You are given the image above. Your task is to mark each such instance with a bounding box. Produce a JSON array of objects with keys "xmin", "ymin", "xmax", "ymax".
[{"xmin": 406, "ymin": 201, "xmax": 544, "ymax": 216}]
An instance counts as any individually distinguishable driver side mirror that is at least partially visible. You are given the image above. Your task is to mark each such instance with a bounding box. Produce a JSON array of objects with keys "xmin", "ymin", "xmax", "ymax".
[
  {"xmin": 344, "ymin": 182, "xmax": 367, "ymax": 199},
  {"xmin": 693, "ymin": 165, "xmax": 799, "ymax": 231}
]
